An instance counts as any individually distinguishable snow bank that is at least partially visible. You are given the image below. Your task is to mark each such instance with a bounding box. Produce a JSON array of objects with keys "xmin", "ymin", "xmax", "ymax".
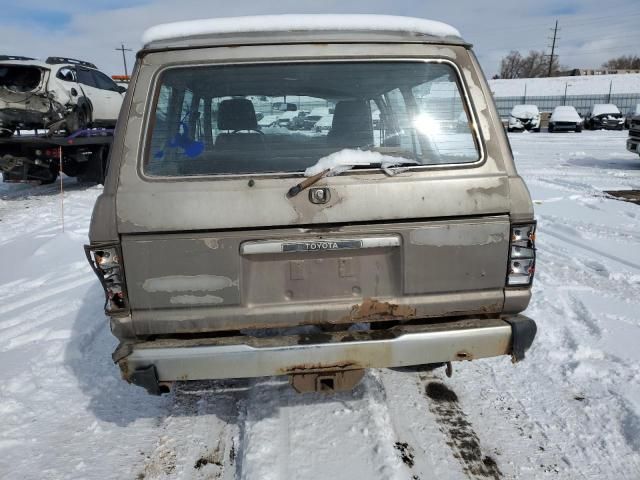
[
  {"xmin": 490, "ymin": 74, "xmax": 640, "ymax": 97},
  {"xmin": 142, "ymin": 14, "xmax": 461, "ymax": 45}
]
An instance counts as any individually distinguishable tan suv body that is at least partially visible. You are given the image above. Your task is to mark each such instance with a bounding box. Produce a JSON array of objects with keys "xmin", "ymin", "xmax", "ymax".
[{"xmin": 86, "ymin": 15, "xmax": 537, "ymax": 394}]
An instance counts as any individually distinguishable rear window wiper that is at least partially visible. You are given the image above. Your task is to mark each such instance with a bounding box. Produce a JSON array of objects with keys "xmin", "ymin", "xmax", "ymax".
[{"xmin": 287, "ymin": 149, "xmax": 419, "ymax": 198}]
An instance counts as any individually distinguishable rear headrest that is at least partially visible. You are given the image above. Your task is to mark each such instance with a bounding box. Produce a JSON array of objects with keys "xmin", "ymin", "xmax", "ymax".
[
  {"xmin": 217, "ymin": 98, "xmax": 258, "ymax": 131},
  {"xmin": 328, "ymin": 100, "xmax": 373, "ymax": 148}
]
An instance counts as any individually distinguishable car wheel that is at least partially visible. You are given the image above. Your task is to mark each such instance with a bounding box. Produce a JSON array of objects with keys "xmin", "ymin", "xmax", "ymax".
[
  {"xmin": 67, "ymin": 107, "xmax": 88, "ymax": 133},
  {"xmin": 548, "ymin": 125, "xmax": 554, "ymax": 133},
  {"xmin": 576, "ymin": 126, "xmax": 582, "ymax": 133},
  {"xmin": 533, "ymin": 127, "xmax": 541, "ymax": 133}
]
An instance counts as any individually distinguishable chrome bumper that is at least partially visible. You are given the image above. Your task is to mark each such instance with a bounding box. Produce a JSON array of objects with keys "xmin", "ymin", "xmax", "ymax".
[{"xmin": 117, "ymin": 315, "xmax": 536, "ymax": 394}]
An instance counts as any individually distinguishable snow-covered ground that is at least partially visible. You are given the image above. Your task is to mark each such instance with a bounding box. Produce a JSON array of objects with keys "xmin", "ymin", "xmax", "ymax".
[{"xmin": 1, "ymin": 130, "xmax": 640, "ymax": 480}]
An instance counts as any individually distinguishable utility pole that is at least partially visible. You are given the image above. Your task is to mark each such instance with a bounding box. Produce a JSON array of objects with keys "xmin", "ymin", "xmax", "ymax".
[
  {"xmin": 546, "ymin": 20, "xmax": 560, "ymax": 77},
  {"xmin": 115, "ymin": 44, "xmax": 132, "ymax": 77}
]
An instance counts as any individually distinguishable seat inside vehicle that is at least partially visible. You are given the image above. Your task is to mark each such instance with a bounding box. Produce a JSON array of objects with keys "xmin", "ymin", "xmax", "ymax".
[{"xmin": 327, "ymin": 100, "xmax": 373, "ymax": 149}]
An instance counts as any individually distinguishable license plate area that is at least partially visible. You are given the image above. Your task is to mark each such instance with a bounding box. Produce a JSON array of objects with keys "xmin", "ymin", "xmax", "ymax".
[{"xmin": 241, "ymin": 236, "xmax": 401, "ymax": 305}]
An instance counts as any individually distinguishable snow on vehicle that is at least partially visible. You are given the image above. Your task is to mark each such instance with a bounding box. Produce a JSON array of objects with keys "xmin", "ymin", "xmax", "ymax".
[
  {"xmin": 276, "ymin": 110, "xmax": 299, "ymax": 127},
  {"xmin": 585, "ymin": 104, "xmax": 624, "ymax": 130},
  {"xmin": 548, "ymin": 106, "xmax": 582, "ymax": 133},
  {"xmin": 257, "ymin": 114, "xmax": 280, "ymax": 128},
  {"xmin": 314, "ymin": 114, "xmax": 333, "ymax": 132},
  {"xmin": 507, "ymin": 104, "xmax": 541, "ymax": 132},
  {"xmin": 0, "ymin": 56, "xmax": 125, "ymax": 137},
  {"xmin": 85, "ymin": 14, "xmax": 537, "ymax": 395},
  {"xmin": 303, "ymin": 107, "xmax": 331, "ymax": 130}
]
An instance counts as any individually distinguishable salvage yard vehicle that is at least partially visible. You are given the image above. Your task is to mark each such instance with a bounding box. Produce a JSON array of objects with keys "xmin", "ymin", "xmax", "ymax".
[
  {"xmin": 627, "ymin": 114, "xmax": 640, "ymax": 157},
  {"xmin": 584, "ymin": 103, "xmax": 624, "ymax": 130},
  {"xmin": 0, "ymin": 55, "xmax": 125, "ymax": 136},
  {"xmin": 85, "ymin": 14, "xmax": 537, "ymax": 395},
  {"xmin": 624, "ymin": 104, "xmax": 640, "ymax": 129},
  {"xmin": 507, "ymin": 104, "xmax": 541, "ymax": 132},
  {"xmin": 548, "ymin": 106, "xmax": 582, "ymax": 133},
  {"xmin": 0, "ymin": 129, "xmax": 113, "ymax": 184}
]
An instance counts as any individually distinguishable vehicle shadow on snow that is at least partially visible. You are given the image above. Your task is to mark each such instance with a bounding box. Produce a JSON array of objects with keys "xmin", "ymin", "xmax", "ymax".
[
  {"xmin": 565, "ymin": 156, "xmax": 640, "ymax": 171},
  {"xmin": 66, "ymin": 288, "xmax": 367, "ymax": 428},
  {"xmin": 65, "ymin": 287, "xmax": 172, "ymax": 427}
]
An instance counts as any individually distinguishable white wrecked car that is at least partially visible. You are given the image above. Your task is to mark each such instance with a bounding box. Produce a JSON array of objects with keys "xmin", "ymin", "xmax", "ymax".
[
  {"xmin": 548, "ymin": 106, "xmax": 582, "ymax": 133},
  {"xmin": 507, "ymin": 104, "xmax": 540, "ymax": 132},
  {"xmin": 0, "ymin": 55, "xmax": 125, "ymax": 136},
  {"xmin": 585, "ymin": 104, "xmax": 624, "ymax": 130}
]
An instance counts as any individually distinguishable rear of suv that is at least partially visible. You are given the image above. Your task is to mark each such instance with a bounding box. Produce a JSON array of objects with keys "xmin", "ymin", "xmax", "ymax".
[
  {"xmin": 86, "ymin": 14, "xmax": 537, "ymax": 394},
  {"xmin": 0, "ymin": 55, "xmax": 125, "ymax": 136}
]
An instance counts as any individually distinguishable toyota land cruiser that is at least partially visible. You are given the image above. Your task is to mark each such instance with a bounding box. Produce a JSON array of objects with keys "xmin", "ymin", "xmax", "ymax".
[{"xmin": 86, "ymin": 14, "xmax": 537, "ymax": 395}]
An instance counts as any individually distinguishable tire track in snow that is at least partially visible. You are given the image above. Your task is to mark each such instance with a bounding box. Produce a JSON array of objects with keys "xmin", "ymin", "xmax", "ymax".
[
  {"xmin": 237, "ymin": 373, "xmax": 409, "ymax": 480},
  {"xmin": 137, "ymin": 380, "xmax": 246, "ymax": 480},
  {"xmin": 451, "ymin": 233, "xmax": 640, "ymax": 478},
  {"xmin": 380, "ymin": 368, "xmax": 502, "ymax": 480},
  {"xmin": 543, "ymin": 228, "xmax": 640, "ymax": 271},
  {"xmin": 424, "ymin": 381, "xmax": 502, "ymax": 480}
]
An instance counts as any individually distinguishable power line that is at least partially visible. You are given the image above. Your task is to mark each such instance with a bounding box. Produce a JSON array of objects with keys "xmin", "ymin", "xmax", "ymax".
[
  {"xmin": 477, "ymin": 12, "xmax": 640, "ymax": 36},
  {"xmin": 115, "ymin": 44, "xmax": 132, "ymax": 77},
  {"xmin": 545, "ymin": 20, "xmax": 560, "ymax": 76}
]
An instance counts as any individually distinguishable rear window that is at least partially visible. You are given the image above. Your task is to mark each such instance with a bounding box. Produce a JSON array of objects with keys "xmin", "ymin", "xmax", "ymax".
[
  {"xmin": 145, "ymin": 62, "xmax": 481, "ymax": 177},
  {"xmin": 0, "ymin": 65, "xmax": 42, "ymax": 92}
]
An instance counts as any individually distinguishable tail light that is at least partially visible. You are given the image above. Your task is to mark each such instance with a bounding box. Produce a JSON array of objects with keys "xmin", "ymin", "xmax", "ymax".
[
  {"xmin": 84, "ymin": 243, "xmax": 128, "ymax": 313},
  {"xmin": 507, "ymin": 222, "xmax": 536, "ymax": 286}
]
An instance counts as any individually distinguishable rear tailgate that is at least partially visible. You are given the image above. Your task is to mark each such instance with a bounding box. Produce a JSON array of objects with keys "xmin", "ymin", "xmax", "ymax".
[{"xmin": 119, "ymin": 174, "xmax": 512, "ymax": 335}]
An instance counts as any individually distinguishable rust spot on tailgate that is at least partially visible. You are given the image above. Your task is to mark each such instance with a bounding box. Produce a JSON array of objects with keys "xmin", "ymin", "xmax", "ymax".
[{"xmin": 348, "ymin": 298, "xmax": 416, "ymax": 321}]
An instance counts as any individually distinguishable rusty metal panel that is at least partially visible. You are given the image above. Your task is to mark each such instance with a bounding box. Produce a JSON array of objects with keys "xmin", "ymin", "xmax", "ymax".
[{"xmin": 121, "ymin": 316, "xmax": 516, "ymax": 382}]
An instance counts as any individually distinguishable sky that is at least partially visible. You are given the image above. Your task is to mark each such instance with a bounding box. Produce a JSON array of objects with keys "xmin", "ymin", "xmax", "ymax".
[{"xmin": 0, "ymin": 0, "xmax": 638, "ymax": 77}]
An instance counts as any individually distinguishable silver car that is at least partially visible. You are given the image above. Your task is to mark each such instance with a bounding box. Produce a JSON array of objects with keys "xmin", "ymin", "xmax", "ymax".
[{"xmin": 86, "ymin": 14, "xmax": 537, "ymax": 395}]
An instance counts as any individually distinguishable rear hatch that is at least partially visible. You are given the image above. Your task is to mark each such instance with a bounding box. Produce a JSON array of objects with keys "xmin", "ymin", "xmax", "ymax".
[
  {"xmin": 115, "ymin": 51, "xmax": 514, "ymax": 335},
  {"xmin": 0, "ymin": 63, "xmax": 47, "ymax": 104}
]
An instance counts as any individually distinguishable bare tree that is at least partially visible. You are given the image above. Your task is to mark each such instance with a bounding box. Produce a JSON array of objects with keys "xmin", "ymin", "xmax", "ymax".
[
  {"xmin": 602, "ymin": 55, "xmax": 640, "ymax": 70},
  {"xmin": 498, "ymin": 50, "xmax": 561, "ymax": 78},
  {"xmin": 499, "ymin": 51, "xmax": 523, "ymax": 79}
]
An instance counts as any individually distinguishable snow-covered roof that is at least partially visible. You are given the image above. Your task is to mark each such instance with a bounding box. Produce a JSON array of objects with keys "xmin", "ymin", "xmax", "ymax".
[
  {"xmin": 550, "ymin": 106, "xmax": 581, "ymax": 122},
  {"xmin": 591, "ymin": 104, "xmax": 620, "ymax": 115},
  {"xmin": 510, "ymin": 105, "xmax": 539, "ymax": 118},
  {"xmin": 142, "ymin": 14, "xmax": 462, "ymax": 45}
]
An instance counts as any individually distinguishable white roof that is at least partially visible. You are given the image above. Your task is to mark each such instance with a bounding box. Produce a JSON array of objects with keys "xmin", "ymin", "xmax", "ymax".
[
  {"xmin": 510, "ymin": 104, "xmax": 539, "ymax": 118},
  {"xmin": 0, "ymin": 58, "xmax": 51, "ymax": 69},
  {"xmin": 142, "ymin": 14, "xmax": 461, "ymax": 45},
  {"xmin": 591, "ymin": 104, "xmax": 620, "ymax": 115},
  {"xmin": 550, "ymin": 106, "xmax": 581, "ymax": 122}
]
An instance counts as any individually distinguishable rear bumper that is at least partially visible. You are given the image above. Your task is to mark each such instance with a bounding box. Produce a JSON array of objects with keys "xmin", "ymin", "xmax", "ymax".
[
  {"xmin": 116, "ymin": 315, "xmax": 536, "ymax": 394},
  {"xmin": 627, "ymin": 138, "xmax": 640, "ymax": 155}
]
